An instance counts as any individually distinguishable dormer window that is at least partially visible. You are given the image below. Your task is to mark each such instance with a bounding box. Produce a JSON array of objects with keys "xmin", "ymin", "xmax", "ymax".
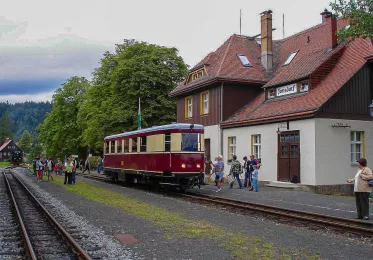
[
  {"xmin": 186, "ymin": 68, "xmax": 206, "ymax": 84},
  {"xmin": 283, "ymin": 51, "xmax": 298, "ymax": 66},
  {"xmin": 237, "ymin": 54, "xmax": 251, "ymax": 67}
]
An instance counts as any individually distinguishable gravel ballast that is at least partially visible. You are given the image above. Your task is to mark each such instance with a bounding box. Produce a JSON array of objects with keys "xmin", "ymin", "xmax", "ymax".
[{"xmin": 14, "ymin": 168, "xmax": 373, "ymax": 260}]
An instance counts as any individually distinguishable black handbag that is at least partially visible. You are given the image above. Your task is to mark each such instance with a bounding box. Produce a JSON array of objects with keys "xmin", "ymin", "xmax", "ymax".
[{"xmin": 368, "ymin": 179, "xmax": 373, "ymax": 187}]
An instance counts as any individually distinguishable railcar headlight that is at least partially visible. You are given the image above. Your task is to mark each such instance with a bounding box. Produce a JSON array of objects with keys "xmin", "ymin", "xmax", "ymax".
[
  {"xmin": 181, "ymin": 163, "xmax": 186, "ymax": 168},
  {"xmin": 196, "ymin": 164, "xmax": 201, "ymax": 168}
]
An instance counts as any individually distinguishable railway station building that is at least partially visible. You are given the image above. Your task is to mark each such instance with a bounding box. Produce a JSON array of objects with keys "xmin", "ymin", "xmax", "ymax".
[{"xmin": 170, "ymin": 9, "xmax": 373, "ymax": 191}]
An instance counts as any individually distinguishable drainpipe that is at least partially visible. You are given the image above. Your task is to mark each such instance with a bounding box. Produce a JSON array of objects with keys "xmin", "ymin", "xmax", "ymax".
[{"xmin": 220, "ymin": 83, "xmax": 224, "ymax": 157}]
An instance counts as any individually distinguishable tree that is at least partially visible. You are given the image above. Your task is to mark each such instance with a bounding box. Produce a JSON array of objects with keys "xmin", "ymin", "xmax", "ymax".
[
  {"xmin": 78, "ymin": 40, "xmax": 188, "ymax": 152},
  {"xmin": 18, "ymin": 130, "xmax": 32, "ymax": 153},
  {"xmin": 38, "ymin": 77, "xmax": 90, "ymax": 158},
  {"xmin": 0, "ymin": 111, "xmax": 13, "ymax": 144},
  {"xmin": 29, "ymin": 143, "xmax": 44, "ymax": 159},
  {"xmin": 331, "ymin": 0, "xmax": 373, "ymax": 40}
]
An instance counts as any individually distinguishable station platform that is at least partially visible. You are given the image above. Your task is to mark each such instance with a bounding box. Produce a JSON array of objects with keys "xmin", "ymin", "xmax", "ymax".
[
  {"xmin": 190, "ymin": 183, "xmax": 373, "ymax": 219},
  {"xmin": 75, "ymin": 171, "xmax": 372, "ymax": 220}
]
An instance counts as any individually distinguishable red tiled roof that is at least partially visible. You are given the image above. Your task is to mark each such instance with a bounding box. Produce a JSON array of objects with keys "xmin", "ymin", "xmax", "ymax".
[
  {"xmin": 169, "ymin": 34, "xmax": 268, "ymax": 97},
  {"xmin": 223, "ymin": 37, "xmax": 373, "ymax": 126},
  {"xmin": 0, "ymin": 139, "xmax": 11, "ymax": 151},
  {"xmin": 170, "ymin": 14, "xmax": 373, "ymax": 125}
]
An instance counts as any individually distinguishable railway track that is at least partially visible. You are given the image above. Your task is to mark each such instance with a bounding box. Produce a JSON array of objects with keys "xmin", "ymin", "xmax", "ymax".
[
  {"xmin": 1, "ymin": 168, "xmax": 92, "ymax": 260},
  {"xmin": 78, "ymin": 172, "xmax": 373, "ymax": 237}
]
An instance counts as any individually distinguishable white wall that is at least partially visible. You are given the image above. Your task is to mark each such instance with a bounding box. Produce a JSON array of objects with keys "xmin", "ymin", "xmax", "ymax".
[
  {"xmin": 204, "ymin": 124, "xmax": 220, "ymax": 160},
  {"xmin": 315, "ymin": 118, "xmax": 373, "ymax": 185},
  {"xmin": 223, "ymin": 119, "xmax": 316, "ymax": 185}
]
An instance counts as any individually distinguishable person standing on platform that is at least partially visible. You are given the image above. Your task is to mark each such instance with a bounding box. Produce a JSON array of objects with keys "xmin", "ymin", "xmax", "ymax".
[
  {"xmin": 204, "ymin": 156, "xmax": 212, "ymax": 184},
  {"xmin": 64, "ymin": 156, "xmax": 74, "ymax": 185},
  {"xmin": 347, "ymin": 158, "xmax": 373, "ymax": 220},
  {"xmin": 82, "ymin": 157, "xmax": 91, "ymax": 174},
  {"xmin": 252, "ymin": 165, "xmax": 259, "ymax": 192},
  {"xmin": 214, "ymin": 155, "xmax": 224, "ymax": 193},
  {"xmin": 36, "ymin": 158, "xmax": 43, "ymax": 182},
  {"xmin": 71, "ymin": 158, "xmax": 77, "ymax": 184},
  {"xmin": 229, "ymin": 155, "xmax": 243, "ymax": 189},
  {"xmin": 245, "ymin": 155, "xmax": 260, "ymax": 190},
  {"xmin": 242, "ymin": 156, "xmax": 248, "ymax": 187},
  {"xmin": 32, "ymin": 158, "xmax": 37, "ymax": 175},
  {"xmin": 46, "ymin": 157, "xmax": 54, "ymax": 181},
  {"xmin": 97, "ymin": 156, "xmax": 103, "ymax": 174}
]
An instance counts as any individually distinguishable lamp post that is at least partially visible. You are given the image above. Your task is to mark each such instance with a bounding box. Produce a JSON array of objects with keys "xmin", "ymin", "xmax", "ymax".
[{"xmin": 368, "ymin": 100, "xmax": 373, "ymax": 118}]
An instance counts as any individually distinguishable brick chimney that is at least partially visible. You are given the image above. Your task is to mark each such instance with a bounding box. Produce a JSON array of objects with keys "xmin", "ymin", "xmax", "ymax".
[
  {"xmin": 261, "ymin": 10, "xmax": 273, "ymax": 71},
  {"xmin": 321, "ymin": 9, "xmax": 337, "ymax": 48}
]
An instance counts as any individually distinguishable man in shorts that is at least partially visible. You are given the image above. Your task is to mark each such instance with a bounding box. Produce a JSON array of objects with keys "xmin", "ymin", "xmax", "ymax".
[{"xmin": 47, "ymin": 157, "xmax": 54, "ymax": 181}]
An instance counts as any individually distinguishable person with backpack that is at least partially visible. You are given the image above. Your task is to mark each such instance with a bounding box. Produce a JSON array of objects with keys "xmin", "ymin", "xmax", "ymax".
[
  {"xmin": 228, "ymin": 155, "xmax": 243, "ymax": 189},
  {"xmin": 245, "ymin": 155, "xmax": 260, "ymax": 190},
  {"xmin": 46, "ymin": 157, "xmax": 54, "ymax": 181}
]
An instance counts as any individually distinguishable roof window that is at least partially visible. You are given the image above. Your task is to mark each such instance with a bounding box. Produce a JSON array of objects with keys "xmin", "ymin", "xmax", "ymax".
[
  {"xmin": 237, "ymin": 54, "xmax": 251, "ymax": 67},
  {"xmin": 283, "ymin": 51, "xmax": 298, "ymax": 66}
]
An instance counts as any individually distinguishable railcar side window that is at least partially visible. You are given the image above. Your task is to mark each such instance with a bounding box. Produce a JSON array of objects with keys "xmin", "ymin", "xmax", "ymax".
[
  {"xmin": 132, "ymin": 138, "xmax": 137, "ymax": 152},
  {"xmin": 117, "ymin": 140, "xmax": 122, "ymax": 153},
  {"xmin": 140, "ymin": 136, "xmax": 147, "ymax": 152},
  {"xmin": 110, "ymin": 141, "xmax": 115, "ymax": 153},
  {"xmin": 124, "ymin": 139, "xmax": 129, "ymax": 153},
  {"xmin": 181, "ymin": 133, "xmax": 200, "ymax": 151},
  {"xmin": 105, "ymin": 142, "xmax": 109, "ymax": 154},
  {"xmin": 165, "ymin": 134, "xmax": 171, "ymax": 152}
]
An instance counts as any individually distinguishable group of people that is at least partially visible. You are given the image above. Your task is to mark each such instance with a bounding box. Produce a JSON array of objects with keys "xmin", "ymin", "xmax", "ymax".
[
  {"xmin": 32, "ymin": 156, "xmax": 78, "ymax": 185},
  {"xmin": 204, "ymin": 154, "xmax": 260, "ymax": 193},
  {"xmin": 32, "ymin": 157, "xmax": 63, "ymax": 182}
]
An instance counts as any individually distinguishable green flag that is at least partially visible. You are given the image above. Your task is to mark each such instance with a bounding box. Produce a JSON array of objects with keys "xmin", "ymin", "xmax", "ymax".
[{"xmin": 138, "ymin": 97, "xmax": 141, "ymax": 130}]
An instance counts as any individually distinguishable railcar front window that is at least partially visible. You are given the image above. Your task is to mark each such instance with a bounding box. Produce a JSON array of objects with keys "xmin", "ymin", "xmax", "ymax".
[{"xmin": 181, "ymin": 133, "xmax": 201, "ymax": 151}]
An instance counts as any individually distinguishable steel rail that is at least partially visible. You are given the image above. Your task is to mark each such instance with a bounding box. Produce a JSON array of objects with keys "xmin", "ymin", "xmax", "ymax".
[
  {"xmin": 183, "ymin": 192, "xmax": 373, "ymax": 236},
  {"xmin": 78, "ymin": 172, "xmax": 373, "ymax": 236},
  {"xmin": 9, "ymin": 170, "xmax": 93, "ymax": 260},
  {"xmin": 3, "ymin": 170, "xmax": 38, "ymax": 260}
]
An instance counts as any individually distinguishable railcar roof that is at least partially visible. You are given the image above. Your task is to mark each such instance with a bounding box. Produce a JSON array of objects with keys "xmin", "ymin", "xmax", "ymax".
[{"xmin": 104, "ymin": 123, "xmax": 204, "ymax": 140}]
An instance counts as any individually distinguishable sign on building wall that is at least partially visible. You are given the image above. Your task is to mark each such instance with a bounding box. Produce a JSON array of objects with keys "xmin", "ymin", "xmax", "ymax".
[{"xmin": 276, "ymin": 84, "xmax": 297, "ymax": 97}]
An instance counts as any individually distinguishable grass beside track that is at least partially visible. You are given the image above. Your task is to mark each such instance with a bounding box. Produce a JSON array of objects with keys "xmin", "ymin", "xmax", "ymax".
[
  {"xmin": 52, "ymin": 175, "xmax": 320, "ymax": 260},
  {"xmin": 0, "ymin": 161, "xmax": 11, "ymax": 167}
]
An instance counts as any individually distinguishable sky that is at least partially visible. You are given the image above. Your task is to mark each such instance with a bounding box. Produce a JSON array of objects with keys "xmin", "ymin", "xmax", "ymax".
[{"xmin": 0, "ymin": 0, "xmax": 334, "ymax": 103}]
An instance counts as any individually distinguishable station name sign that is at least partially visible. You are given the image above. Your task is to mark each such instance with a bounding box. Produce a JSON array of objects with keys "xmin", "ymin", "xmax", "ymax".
[{"xmin": 276, "ymin": 84, "xmax": 297, "ymax": 97}]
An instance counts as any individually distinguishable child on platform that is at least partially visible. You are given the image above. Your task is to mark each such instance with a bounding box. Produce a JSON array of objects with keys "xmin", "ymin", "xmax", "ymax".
[{"xmin": 252, "ymin": 165, "xmax": 259, "ymax": 192}]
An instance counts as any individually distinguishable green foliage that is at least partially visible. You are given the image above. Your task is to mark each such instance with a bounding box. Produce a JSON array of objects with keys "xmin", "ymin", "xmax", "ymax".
[
  {"xmin": 38, "ymin": 76, "xmax": 90, "ymax": 158},
  {"xmin": 78, "ymin": 40, "xmax": 188, "ymax": 153},
  {"xmin": 18, "ymin": 130, "xmax": 32, "ymax": 153},
  {"xmin": 0, "ymin": 101, "xmax": 52, "ymax": 141},
  {"xmin": 29, "ymin": 143, "xmax": 44, "ymax": 160},
  {"xmin": 331, "ymin": 0, "xmax": 373, "ymax": 40},
  {"xmin": 0, "ymin": 111, "xmax": 13, "ymax": 144}
]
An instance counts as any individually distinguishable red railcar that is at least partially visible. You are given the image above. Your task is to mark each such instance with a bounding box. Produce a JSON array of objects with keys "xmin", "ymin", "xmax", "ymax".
[{"xmin": 104, "ymin": 123, "xmax": 205, "ymax": 190}]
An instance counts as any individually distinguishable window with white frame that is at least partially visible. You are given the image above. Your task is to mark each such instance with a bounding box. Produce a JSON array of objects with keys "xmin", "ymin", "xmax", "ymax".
[
  {"xmin": 185, "ymin": 96, "xmax": 193, "ymax": 118},
  {"xmin": 351, "ymin": 131, "xmax": 364, "ymax": 163},
  {"xmin": 228, "ymin": 137, "xmax": 236, "ymax": 159},
  {"xmin": 252, "ymin": 134, "xmax": 261, "ymax": 159},
  {"xmin": 201, "ymin": 91, "xmax": 209, "ymax": 115}
]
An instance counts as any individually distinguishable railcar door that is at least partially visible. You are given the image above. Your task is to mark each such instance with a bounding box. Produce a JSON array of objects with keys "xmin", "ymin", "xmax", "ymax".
[{"xmin": 277, "ymin": 131, "xmax": 300, "ymax": 183}]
